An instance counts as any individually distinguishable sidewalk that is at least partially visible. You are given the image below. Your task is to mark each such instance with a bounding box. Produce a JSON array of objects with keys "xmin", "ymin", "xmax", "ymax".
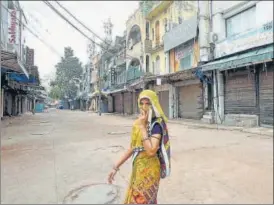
[
  {"xmin": 103, "ymin": 112, "xmax": 273, "ymax": 137},
  {"xmin": 1, "ymin": 112, "xmax": 33, "ymax": 127}
]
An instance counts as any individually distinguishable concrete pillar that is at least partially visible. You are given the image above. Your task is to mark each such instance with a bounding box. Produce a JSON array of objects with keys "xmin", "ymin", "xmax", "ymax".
[
  {"xmin": 169, "ymin": 84, "xmax": 176, "ymax": 119},
  {"xmin": 217, "ymin": 70, "xmax": 224, "ymax": 123},
  {"xmin": 0, "ymin": 89, "xmax": 3, "ymax": 118},
  {"xmin": 213, "ymin": 70, "xmax": 225, "ymax": 124},
  {"xmin": 165, "ymin": 52, "xmax": 170, "ymax": 74},
  {"xmin": 198, "ymin": 0, "xmax": 210, "ymax": 62}
]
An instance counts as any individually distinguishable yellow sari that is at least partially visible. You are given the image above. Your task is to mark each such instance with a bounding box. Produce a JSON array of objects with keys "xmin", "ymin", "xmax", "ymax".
[{"xmin": 124, "ymin": 90, "xmax": 168, "ymax": 204}]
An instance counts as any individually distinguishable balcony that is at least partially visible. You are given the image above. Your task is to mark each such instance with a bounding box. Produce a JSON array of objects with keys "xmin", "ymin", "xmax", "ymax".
[
  {"xmin": 145, "ymin": 1, "xmax": 173, "ymax": 20},
  {"xmin": 152, "ymin": 41, "xmax": 164, "ymax": 53},
  {"xmin": 127, "ymin": 66, "xmax": 144, "ymax": 82},
  {"xmin": 144, "ymin": 39, "xmax": 152, "ymax": 53}
]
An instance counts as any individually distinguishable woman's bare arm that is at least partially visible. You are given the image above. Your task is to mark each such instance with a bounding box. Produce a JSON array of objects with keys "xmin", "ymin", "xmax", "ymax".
[
  {"xmin": 140, "ymin": 126, "xmax": 161, "ymax": 157},
  {"xmin": 113, "ymin": 147, "xmax": 133, "ymax": 169}
]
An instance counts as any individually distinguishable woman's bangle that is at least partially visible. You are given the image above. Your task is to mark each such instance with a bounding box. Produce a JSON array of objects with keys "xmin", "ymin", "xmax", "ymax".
[{"xmin": 113, "ymin": 165, "xmax": 119, "ymax": 172}]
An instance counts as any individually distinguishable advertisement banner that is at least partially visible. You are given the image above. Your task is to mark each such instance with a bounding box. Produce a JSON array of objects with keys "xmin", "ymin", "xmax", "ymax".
[{"xmin": 8, "ymin": 9, "xmax": 20, "ymax": 45}]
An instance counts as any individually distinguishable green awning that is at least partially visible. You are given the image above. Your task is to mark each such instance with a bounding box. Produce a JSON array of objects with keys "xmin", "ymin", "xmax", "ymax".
[{"xmin": 202, "ymin": 44, "xmax": 274, "ymax": 72}]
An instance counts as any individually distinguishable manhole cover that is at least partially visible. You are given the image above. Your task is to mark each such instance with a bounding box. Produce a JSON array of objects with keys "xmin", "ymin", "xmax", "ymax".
[{"xmin": 63, "ymin": 183, "xmax": 120, "ymax": 204}]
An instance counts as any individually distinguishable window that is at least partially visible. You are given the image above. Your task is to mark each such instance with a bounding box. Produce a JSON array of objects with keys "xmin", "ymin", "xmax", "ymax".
[
  {"xmin": 146, "ymin": 22, "xmax": 150, "ymax": 40},
  {"xmin": 178, "ymin": 16, "xmax": 183, "ymax": 24},
  {"xmin": 226, "ymin": 6, "xmax": 256, "ymax": 38},
  {"xmin": 180, "ymin": 54, "xmax": 192, "ymax": 70}
]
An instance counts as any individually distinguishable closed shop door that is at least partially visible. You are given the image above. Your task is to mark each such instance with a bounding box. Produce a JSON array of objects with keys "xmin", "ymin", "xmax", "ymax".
[
  {"xmin": 224, "ymin": 70, "xmax": 256, "ymax": 115},
  {"xmin": 113, "ymin": 94, "xmax": 123, "ymax": 113},
  {"xmin": 178, "ymin": 83, "xmax": 202, "ymax": 119},
  {"xmin": 124, "ymin": 92, "xmax": 133, "ymax": 115},
  {"xmin": 134, "ymin": 90, "xmax": 141, "ymax": 114},
  {"xmin": 259, "ymin": 67, "xmax": 273, "ymax": 126},
  {"xmin": 158, "ymin": 90, "xmax": 169, "ymax": 118}
]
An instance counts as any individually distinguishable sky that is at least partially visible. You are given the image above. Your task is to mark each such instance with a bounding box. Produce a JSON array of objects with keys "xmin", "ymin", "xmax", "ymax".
[{"xmin": 20, "ymin": 1, "xmax": 139, "ymax": 89}]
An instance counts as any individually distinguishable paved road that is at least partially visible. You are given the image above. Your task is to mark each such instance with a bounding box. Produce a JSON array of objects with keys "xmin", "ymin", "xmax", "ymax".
[{"xmin": 1, "ymin": 109, "xmax": 273, "ymax": 204}]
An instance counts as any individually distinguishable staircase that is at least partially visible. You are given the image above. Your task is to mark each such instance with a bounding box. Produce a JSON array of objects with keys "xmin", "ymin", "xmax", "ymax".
[{"xmin": 201, "ymin": 111, "xmax": 214, "ymax": 124}]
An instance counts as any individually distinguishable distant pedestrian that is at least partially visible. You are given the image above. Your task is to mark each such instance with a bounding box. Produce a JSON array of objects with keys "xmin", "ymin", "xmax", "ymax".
[{"xmin": 108, "ymin": 90, "xmax": 171, "ymax": 204}]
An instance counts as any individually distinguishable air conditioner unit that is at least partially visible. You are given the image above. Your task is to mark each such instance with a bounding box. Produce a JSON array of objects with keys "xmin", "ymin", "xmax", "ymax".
[{"xmin": 209, "ymin": 32, "xmax": 218, "ymax": 44}]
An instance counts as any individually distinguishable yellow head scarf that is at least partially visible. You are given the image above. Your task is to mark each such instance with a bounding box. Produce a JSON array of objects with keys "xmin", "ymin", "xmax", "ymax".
[{"xmin": 138, "ymin": 90, "xmax": 168, "ymax": 122}]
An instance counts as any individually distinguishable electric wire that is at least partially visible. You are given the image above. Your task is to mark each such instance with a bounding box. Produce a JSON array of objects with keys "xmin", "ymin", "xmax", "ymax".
[
  {"xmin": 2, "ymin": 4, "xmax": 62, "ymax": 58},
  {"xmin": 43, "ymin": 1, "xmax": 134, "ymax": 60}
]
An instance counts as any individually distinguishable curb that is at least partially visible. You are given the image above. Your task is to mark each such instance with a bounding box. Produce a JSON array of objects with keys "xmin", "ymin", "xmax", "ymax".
[
  {"xmin": 168, "ymin": 120, "xmax": 273, "ymax": 137},
  {"xmin": 104, "ymin": 113, "xmax": 273, "ymax": 137}
]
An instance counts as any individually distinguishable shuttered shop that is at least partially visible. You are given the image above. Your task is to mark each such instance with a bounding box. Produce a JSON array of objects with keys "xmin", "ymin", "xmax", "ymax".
[
  {"xmin": 158, "ymin": 90, "xmax": 169, "ymax": 118},
  {"xmin": 259, "ymin": 65, "xmax": 273, "ymax": 126},
  {"xmin": 224, "ymin": 70, "xmax": 257, "ymax": 115},
  {"xmin": 113, "ymin": 93, "xmax": 123, "ymax": 113},
  {"xmin": 178, "ymin": 83, "xmax": 202, "ymax": 119},
  {"xmin": 123, "ymin": 92, "xmax": 133, "ymax": 115},
  {"xmin": 133, "ymin": 90, "xmax": 141, "ymax": 114}
]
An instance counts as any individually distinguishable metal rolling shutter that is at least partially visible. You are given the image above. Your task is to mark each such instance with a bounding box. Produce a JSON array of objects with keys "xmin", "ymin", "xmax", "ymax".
[
  {"xmin": 259, "ymin": 67, "xmax": 273, "ymax": 126},
  {"xmin": 178, "ymin": 84, "xmax": 202, "ymax": 119},
  {"xmin": 224, "ymin": 70, "xmax": 256, "ymax": 115},
  {"xmin": 134, "ymin": 90, "xmax": 141, "ymax": 114},
  {"xmin": 123, "ymin": 92, "xmax": 133, "ymax": 115},
  {"xmin": 113, "ymin": 94, "xmax": 123, "ymax": 113},
  {"xmin": 158, "ymin": 90, "xmax": 169, "ymax": 118}
]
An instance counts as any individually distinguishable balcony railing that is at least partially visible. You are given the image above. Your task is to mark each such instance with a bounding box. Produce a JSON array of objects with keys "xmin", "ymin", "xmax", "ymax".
[{"xmin": 127, "ymin": 66, "xmax": 144, "ymax": 81}]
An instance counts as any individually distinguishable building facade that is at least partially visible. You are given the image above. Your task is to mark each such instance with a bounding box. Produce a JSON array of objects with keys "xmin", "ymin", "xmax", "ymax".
[
  {"xmin": 1, "ymin": 1, "xmax": 41, "ymax": 118},
  {"xmin": 202, "ymin": 1, "xmax": 273, "ymax": 127}
]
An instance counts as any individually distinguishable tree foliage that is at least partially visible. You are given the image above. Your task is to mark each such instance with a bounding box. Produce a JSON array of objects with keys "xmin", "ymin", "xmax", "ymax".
[{"xmin": 49, "ymin": 47, "xmax": 83, "ymax": 99}]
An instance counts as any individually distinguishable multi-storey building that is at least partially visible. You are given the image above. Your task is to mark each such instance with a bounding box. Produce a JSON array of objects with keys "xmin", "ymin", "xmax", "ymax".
[
  {"xmin": 201, "ymin": 1, "xmax": 273, "ymax": 127},
  {"xmin": 1, "ymin": 0, "xmax": 35, "ymax": 117},
  {"xmin": 139, "ymin": 1, "xmax": 202, "ymax": 120}
]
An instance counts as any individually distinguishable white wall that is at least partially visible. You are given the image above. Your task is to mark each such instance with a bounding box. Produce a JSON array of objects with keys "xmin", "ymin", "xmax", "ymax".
[
  {"xmin": 212, "ymin": 1, "xmax": 273, "ymax": 43},
  {"xmin": 1, "ymin": 1, "xmax": 9, "ymax": 50},
  {"xmin": 212, "ymin": 1, "xmax": 273, "ymax": 58},
  {"xmin": 1, "ymin": 0, "xmax": 27, "ymax": 62}
]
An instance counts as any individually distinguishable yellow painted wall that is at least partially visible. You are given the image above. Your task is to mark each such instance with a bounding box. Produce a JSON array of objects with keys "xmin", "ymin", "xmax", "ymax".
[
  {"xmin": 126, "ymin": 8, "xmax": 146, "ymax": 68},
  {"xmin": 151, "ymin": 50, "xmax": 166, "ymax": 74},
  {"xmin": 149, "ymin": 3, "xmax": 171, "ymax": 74}
]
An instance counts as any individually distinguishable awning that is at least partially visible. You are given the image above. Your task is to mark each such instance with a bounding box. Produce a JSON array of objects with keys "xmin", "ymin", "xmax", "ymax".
[
  {"xmin": 1, "ymin": 50, "xmax": 29, "ymax": 78},
  {"xmin": 7, "ymin": 72, "xmax": 37, "ymax": 84},
  {"xmin": 202, "ymin": 44, "xmax": 274, "ymax": 72},
  {"xmin": 164, "ymin": 15, "xmax": 198, "ymax": 52}
]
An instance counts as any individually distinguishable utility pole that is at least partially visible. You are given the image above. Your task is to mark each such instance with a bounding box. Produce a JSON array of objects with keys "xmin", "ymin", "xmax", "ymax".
[
  {"xmin": 98, "ymin": 58, "xmax": 102, "ymax": 116},
  {"xmin": 0, "ymin": 1, "xmax": 2, "ymax": 127}
]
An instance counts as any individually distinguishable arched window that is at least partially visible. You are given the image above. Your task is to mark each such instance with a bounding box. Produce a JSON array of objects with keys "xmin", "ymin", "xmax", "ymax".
[
  {"xmin": 155, "ymin": 21, "xmax": 160, "ymax": 45},
  {"xmin": 128, "ymin": 25, "xmax": 142, "ymax": 49}
]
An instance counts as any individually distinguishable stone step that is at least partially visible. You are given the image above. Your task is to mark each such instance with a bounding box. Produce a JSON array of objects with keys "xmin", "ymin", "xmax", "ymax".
[
  {"xmin": 201, "ymin": 117, "xmax": 214, "ymax": 124},
  {"xmin": 203, "ymin": 114, "xmax": 213, "ymax": 119}
]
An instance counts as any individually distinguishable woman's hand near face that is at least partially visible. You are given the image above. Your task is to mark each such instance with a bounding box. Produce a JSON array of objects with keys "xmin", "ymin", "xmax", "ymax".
[{"xmin": 137, "ymin": 109, "xmax": 148, "ymax": 128}]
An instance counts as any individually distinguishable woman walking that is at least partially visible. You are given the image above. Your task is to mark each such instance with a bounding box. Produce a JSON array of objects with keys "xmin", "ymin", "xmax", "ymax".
[{"xmin": 108, "ymin": 90, "xmax": 171, "ymax": 204}]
